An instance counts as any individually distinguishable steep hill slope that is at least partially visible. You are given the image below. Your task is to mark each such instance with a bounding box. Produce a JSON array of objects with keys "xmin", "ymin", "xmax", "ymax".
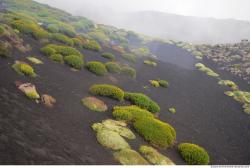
[{"xmin": 0, "ymin": 0, "xmax": 250, "ymax": 165}]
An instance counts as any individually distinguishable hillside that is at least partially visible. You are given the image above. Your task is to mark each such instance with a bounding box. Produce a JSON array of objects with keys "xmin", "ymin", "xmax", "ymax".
[{"xmin": 0, "ymin": 0, "xmax": 250, "ymax": 165}]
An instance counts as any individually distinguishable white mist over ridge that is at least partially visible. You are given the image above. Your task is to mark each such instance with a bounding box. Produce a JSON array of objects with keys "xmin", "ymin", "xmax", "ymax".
[{"xmin": 34, "ymin": 0, "xmax": 250, "ymax": 44}]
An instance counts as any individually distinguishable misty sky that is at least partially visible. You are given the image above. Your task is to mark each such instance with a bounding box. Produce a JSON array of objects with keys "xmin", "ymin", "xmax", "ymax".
[{"xmin": 35, "ymin": 0, "xmax": 250, "ymax": 21}]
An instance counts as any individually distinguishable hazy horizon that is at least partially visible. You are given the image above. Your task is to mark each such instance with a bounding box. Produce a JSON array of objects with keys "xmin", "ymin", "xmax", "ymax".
[{"xmin": 35, "ymin": 0, "xmax": 250, "ymax": 21}]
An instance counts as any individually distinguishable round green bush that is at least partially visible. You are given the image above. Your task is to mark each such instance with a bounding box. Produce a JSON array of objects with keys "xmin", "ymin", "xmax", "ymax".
[
  {"xmin": 178, "ymin": 143, "xmax": 210, "ymax": 165},
  {"xmin": 40, "ymin": 46, "xmax": 56, "ymax": 56},
  {"xmin": 51, "ymin": 33, "xmax": 74, "ymax": 46},
  {"xmin": 121, "ymin": 66, "xmax": 136, "ymax": 79},
  {"xmin": 124, "ymin": 92, "xmax": 160, "ymax": 113},
  {"xmin": 86, "ymin": 61, "xmax": 107, "ymax": 76},
  {"xmin": 82, "ymin": 40, "xmax": 101, "ymax": 51},
  {"xmin": 49, "ymin": 54, "xmax": 64, "ymax": 63},
  {"xmin": 46, "ymin": 44, "xmax": 82, "ymax": 57},
  {"xmin": 89, "ymin": 84, "xmax": 124, "ymax": 101},
  {"xmin": 105, "ymin": 62, "xmax": 121, "ymax": 74},
  {"xmin": 134, "ymin": 117, "xmax": 176, "ymax": 148},
  {"xmin": 112, "ymin": 105, "xmax": 154, "ymax": 122},
  {"xmin": 64, "ymin": 55, "xmax": 84, "ymax": 69},
  {"xmin": 101, "ymin": 52, "xmax": 115, "ymax": 60}
]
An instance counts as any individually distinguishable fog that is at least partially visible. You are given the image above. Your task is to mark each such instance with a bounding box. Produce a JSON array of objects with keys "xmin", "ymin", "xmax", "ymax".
[
  {"xmin": 34, "ymin": 0, "xmax": 250, "ymax": 43},
  {"xmin": 35, "ymin": 0, "xmax": 250, "ymax": 21}
]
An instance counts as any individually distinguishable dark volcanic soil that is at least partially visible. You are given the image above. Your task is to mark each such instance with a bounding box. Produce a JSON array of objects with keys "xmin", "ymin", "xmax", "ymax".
[{"xmin": 0, "ymin": 36, "xmax": 249, "ymax": 165}]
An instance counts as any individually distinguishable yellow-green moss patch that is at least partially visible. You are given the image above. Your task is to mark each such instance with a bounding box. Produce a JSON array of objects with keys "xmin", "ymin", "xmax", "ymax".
[
  {"xmin": 81, "ymin": 97, "xmax": 107, "ymax": 112},
  {"xmin": 26, "ymin": 56, "xmax": 43, "ymax": 64},
  {"xmin": 113, "ymin": 148, "xmax": 149, "ymax": 165},
  {"xmin": 139, "ymin": 145, "xmax": 175, "ymax": 165}
]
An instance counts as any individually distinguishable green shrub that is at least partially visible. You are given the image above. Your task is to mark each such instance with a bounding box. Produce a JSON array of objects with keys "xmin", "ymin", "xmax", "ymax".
[
  {"xmin": 101, "ymin": 52, "xmax": 115, "ymax": 60},
  {"xmin": 46, "ymin": 44, "xmax": 82, "ymax": 57},
  {"xmin": 158, "ymin": 80, "xmax": 169, "ymax": 88},
  {"xmin": 88, "ymin": 30, "xmax": 109, "ymax": 43},
  {"xmin": 86, "ymin": 61, "xmax": 107, "ymax": 76},
  {"xmin": 11, "ymin": 19, "xmax": 49, "ymax": 39},
  {"xmin": 47, "ymin": 24, "xmax": 59, "ymax": 33},
  {"xmin": 0, "ymin": 26, "xmax": 5, "ymax": 36},
  {"xmin": 0, "ymin": 42, "xmax": 10, "ymax": 58},
  {"xmin": 144, "ymin": 60, "xmax": 157, "ymax": 66},
  {"xmin": 112, "ymin": 105, "xmax": 154, "ymax": 122},
  {"xmin": 105, "ymin": 62, "xmax": 121, "ymax": 74},
  {"xmin": 122, "ymin": 53, "xmax": 136, "ymax": 63},
  {"xmin": 178, "ymin": 143, "xmax": 210, "ymax": 165},
  {"xmin": 124, "ymin": 92, "xmax": 160, "ymax": 113},
  {"xmin": 134, "ymin": 117, "xmax": 176, "ymax": 148},
  {"xmin": 46, "ymin": 22, "xmax": 76, "ymax": 37},
  {"xmin": 51, "ymin": 33, "xmax": 74, "ymax": 46},
  {"xmin": 82, "ymin": 40, "xmax": 101, "ymax": 51},
  {"xmin": 49, "ymin": 54, "xmax": 64, "ymax": 63},
  {"xmin": 149, "ymin": 80, "xmax": 160, "ymax": 87},
  {"xmin": 72, "ymin": 38, "xmax": 82, "ymax": 46},
  {"xmin": 89, "ymin": 84, "xmax": 124, "ymax": 101},
  {"xmin": 121, "ymin": 66, "xmax": 136, "ymax": 79},
  {"xmin": 40, "ymin": 46, "xmax": 56, "ymax": 56},
  {"xmin": 12, "ymin": 63, "xmax": 36, "ymax": 77},
  {"xmin": 64, "ymin": 55, "xmax": 84, "ymax": 69}
]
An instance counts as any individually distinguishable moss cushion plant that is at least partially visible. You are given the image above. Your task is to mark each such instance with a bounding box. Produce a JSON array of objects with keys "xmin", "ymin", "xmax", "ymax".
[{"xmin": 178, "ymin": 143, "xmax": 210, "ymax": 165}]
